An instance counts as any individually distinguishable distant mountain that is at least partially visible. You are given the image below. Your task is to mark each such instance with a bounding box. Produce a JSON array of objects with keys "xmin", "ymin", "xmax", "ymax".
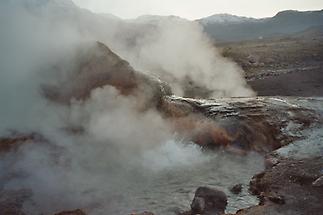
[
  {"xmin": 199, "ymin": 14, "xmax": 259, "ymax": 25},
  {"xmin": 199, "ymin": 10, "xmax": 323, "ymax": 42},
  {"xmin": 14, "ymin": 1, "xmax": 323, "ymax": 44}
]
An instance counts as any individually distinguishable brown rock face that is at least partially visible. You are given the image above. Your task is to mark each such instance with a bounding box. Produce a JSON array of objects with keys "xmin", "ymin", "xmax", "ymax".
[
  {"xmin": 42, "ymin": 41, "xmax": 171, "ymax": 108},
  {"xmin": 161, "ymin": 96, "xmax": 322, "ymax": 154}
]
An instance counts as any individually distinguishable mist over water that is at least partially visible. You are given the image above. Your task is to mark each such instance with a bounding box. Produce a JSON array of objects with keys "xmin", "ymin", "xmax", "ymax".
[{"xmin": 0, "ymin": 1, "xmax": 260, "ymax": 214}]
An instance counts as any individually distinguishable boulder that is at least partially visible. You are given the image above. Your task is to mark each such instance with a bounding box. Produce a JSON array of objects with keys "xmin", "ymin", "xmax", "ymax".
[
  {"xmin": 190, "ymin": 187, "xmax": 227, "ymax": 215},
  {"xmin": 230, "ymin": 184, "xmax": 242, "ymax": 195}
]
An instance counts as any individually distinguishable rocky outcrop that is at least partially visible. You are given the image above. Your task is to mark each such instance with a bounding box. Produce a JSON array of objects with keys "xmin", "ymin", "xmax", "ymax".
[
  {"xmin": 233, "ymin": 156, "xmax": 323, "ymax": 215},
  {"xmin": 161, "ymin": 96, "xmax": 322, "ymax": 153},
  {"xmin": 166, "ymin": 96, "xmax": 322, "ymax": 214},
  {"xmin": 42, "ymin": 41, "xmax": 172, "ymax": 108}
]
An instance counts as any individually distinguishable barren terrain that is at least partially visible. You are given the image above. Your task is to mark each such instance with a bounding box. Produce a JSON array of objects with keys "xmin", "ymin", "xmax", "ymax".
[{"xmin": 219, "ymin": 28, "xmax": 323, "ymax": 96}]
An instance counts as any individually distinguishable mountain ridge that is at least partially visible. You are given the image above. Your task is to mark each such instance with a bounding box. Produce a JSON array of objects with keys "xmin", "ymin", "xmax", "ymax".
[
  {"xmin": 198, "ymin": 9, "xmax": 323, "ymax": 42},
  {"xmin": 14, "ymin": 1, "xmax": 323, "ymax": 44},
  {"xmin": 198, "ymin": 13, "xmax": 260, "ymax": 25}
]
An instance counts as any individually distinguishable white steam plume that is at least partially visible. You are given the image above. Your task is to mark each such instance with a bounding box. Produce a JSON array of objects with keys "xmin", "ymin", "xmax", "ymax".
[
  {"xmin": 124, "ymin": 16, "xmax": 255, "ymax": 97},
  {"xmin": 0, "ymin": 1, "xmax": 255, "ymax": 214}
]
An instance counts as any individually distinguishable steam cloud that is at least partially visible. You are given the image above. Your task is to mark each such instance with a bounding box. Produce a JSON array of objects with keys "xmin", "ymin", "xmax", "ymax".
[
  {"xmin": 124, "ymin": 16, "xmax": 254, "ymax": 97},
  {"xmin": 0, "ymin": 0, "xmax": 255, "ymax": 214}
]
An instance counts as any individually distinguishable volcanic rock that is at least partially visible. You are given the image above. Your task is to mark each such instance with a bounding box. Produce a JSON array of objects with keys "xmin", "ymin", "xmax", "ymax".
[
  {"xmin": 190, "ymin": 187, "xmax": 228, "ymax": 215},
  {"xmin": 42, "ymin": 41, "xmax": 172, "ymax": 108},
  {"xmin": 230, "ymin": 184, "xmax": 242, "ymax": 195},
  {"xmin": 161, "ymin": 96, "xmax": 322, "ymax": 153},
  {"xmin": 238, "ymin": 156, "xmax": 323, "ymax": 215}
]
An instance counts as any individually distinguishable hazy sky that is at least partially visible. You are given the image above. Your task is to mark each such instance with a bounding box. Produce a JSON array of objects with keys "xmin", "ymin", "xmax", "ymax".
[{"xmin": 73, "ymin": 0, "xmax": 323, "ymax": 20}]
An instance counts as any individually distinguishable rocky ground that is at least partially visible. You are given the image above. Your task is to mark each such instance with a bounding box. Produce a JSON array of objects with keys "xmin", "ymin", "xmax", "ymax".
[
  {"xmin": 167, "ymin": 96, "xmax": 323, "ymax": 215},
  {"xmin": 219, "ymin": 32, "xmax": 323, "ymax": 97},
  {"xmin": 173, "ymin": 32, "xmax": 323, "ymax": 215},
  {"xmin": 240, "ymin": 156, "xmax": 323, "ymax": 215},
  {"xmin": 173, "ymin": 33, "xmax": 323, "ymax": 215},
  {"xmin": 1, "ymin": 41, "xmax": 322, "ymax": 215}
]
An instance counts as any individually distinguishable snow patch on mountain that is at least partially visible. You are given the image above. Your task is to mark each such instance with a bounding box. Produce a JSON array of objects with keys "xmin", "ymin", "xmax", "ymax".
[{"xmin": 199, "ymin": 14, "xmax": 258, "ymax": 24}]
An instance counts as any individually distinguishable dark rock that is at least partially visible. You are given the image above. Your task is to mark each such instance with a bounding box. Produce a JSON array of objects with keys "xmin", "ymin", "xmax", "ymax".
[
  {"xmin": 267, "ymin": 195, "xmax": 285, "ymax": 205},
  {"xmin": 230, "ymin": 184, "xmax": 243, "ymax": 194},
  {"xmin": 190, "ymin": 187, "xmax": 227, "ymax": 215},
  {"xmin": 54, "ymin": 209, "xmax": 86, "ymax": 215},
  {"xmin": 191, "ymin": 196, "xmax": 205, "ymax": 213}
]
